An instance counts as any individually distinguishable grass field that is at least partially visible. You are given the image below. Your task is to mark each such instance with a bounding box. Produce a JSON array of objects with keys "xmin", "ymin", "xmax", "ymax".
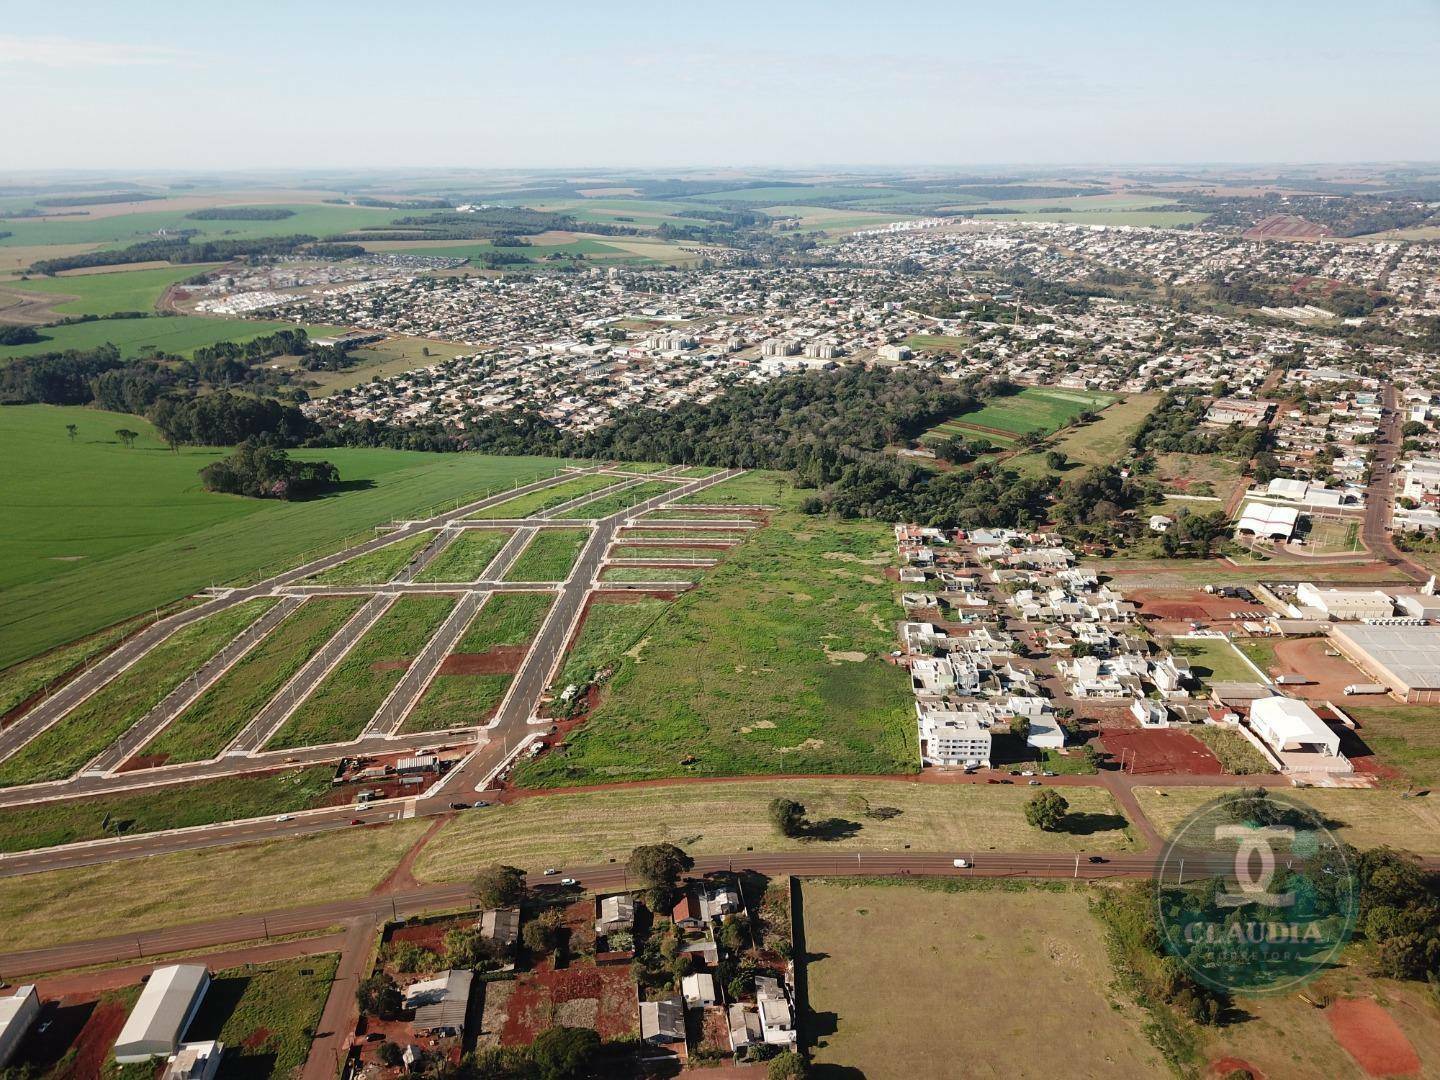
[
  {"xmin": 0, "ymin": 767, "xmax": 334, "ymax": 853},
  {"xmin": 0, "ymin": 313, "xmax": 342, "ymax": 362},
  {"xmin": 552, "ymin": 599, "xmax": 669, "ymax": 693},
  {"xmin": 608, "ymin": 544, "xmax": 720, "ymax": 560},
  {"xmin": 142, "ymin": 598, "xmax": 366, "ymax": 765},
  {"xmin": 467, "ymin": 474, "xmax": 615, "ymax": 519},
  {"xmin": 400, "ymin": 592, "xmax": 553, "ymax": 733},
  {"xmin": 1171, "ymin": 638, "xmax": 1263, "ymax": 684},
  {"xmin": 513, "ymin": 488, "xmax": 919, "ymax": 785},
  {"xmin": 674, "ymin": 470, "xmax": 789, "ymax": 507},
  {"xmin": 413, "ymin": 529, "xmax": 510, "ymax": 582},
  {"xmin": 903, "ymin": 333, "xmax": 968, "ymax": 351},
  {"xmin": 0, "ymin": 600, "xmax": 276, "ymax": 788},
  {"xmin": 266, "ymin": 594, "xmax": 456, "ymax": 750},
  {"xmin": 504, "ymin": 529, "xmax": 590, "ymax": 581},
  {"xmin": 1134, "ymin": 786, "xmax": 1440, "ymax": 852},
  {"xmin": 921, "ymin": 386, "xmax": 1118, "ymax": 447},
  {"xmin": 0, "ymin": 819, "xmax": 431, "ymax": 950},
  {"xmin": 285, "ymin": 335, "xmax": 475, "ymax": 396},
  {"xmin": 187, "ymin": 954, "xmax": 338, "ymax": 1079},
  {"xmin": 1346, "ymin": 705, "xmax": 1440, "ymax": 788},
  {"xmin": 555, "ymin": 480, "xmax": 681, "ymax": 519},
  {"xmin": 1007, "ymin": 393, "xmax": 1161, "ymax": 476},
  {"xmin": 802, "ymin": 881, "xmax": 1165, "ymax": 1078},
  {"xmin": 1188, "ymin": 725, "xmax": 1273, "ymax": 775},
  {"xmin": 599, "ymin": 566, "xmax": 705, "ymax": 582},
  {"xmin": 303, "ymin": 531, "xmax": 434, "ymax": 586},
  {"xmin": 0, "ymin": 617, "xmax": 144, "ymax": 718},
  {"xmin": 416, "ymin": 780, "xmax": 1137, "ymax": 881},
  {"xmin": 0, "ymin": 405, "xmax": 561, "ymax": 669},
  {"xmin": 0, "ymin": 263, "xmax": 219, "ymax": 316}
]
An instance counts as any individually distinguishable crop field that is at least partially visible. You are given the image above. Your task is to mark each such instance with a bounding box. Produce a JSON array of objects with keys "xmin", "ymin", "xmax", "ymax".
[
  {"xmin": 266, "ymin": 594, "xmax": 456, "ymax": 750},
  {"xmin": 0, "ymin": 818, "xmax": 432, "ymax": 950},
  {"xmin": 802, "ymin": 882, "xmax": 1165, "ymax": 1079},
  {"xmin": 413, "ymin": 529, "xmax": 510, "ymax": 582},
  {"xmin": 0, "ymin": 263, "xmax": 219, "ymax": 317},
  {"xmin": 467, "ymin": 473, "xmax": 615, "ymax": 519},
  {"xmin": 0, "ymin": 599, "xmax": 276, "ymax": 788},
  {"xmin": 0, "ymin": 406, "xmax": 562, "ymax": 668},
  {"xmin": 303, "ymin": 531, "xmax": 434, "ymax": 586},
  {"xmin": 673, "ymin": 469, "xmax": 789, "ymax": 506},
  {"xmin": 416, "ymin": 780, "xmax": 1137, "ymax": 880},
  {"xmin": 186, "ymin": 954, "xmax": 338, "ymax": 1079},
  {"xmin": 1170, "ymin": 637, "xmax": 1262, "ymax": 684},
  {"xmin": 141, "ymin": 597, "xmax": 366, "ymax": 765},
  {"xmin": 402, "ymin": 592, "xmax": 554, "ymax": 734},
  {"xmin": 514, "ymin": 494, "xmax": 918, "ymax": 786},
  {"xmin": 1007, "ymin": 393, "xmax": 1161, "ymax": 476},
  {"xmin": 555, "ymin": 480, "xmax": 682, "ymax": 518},
  {"xmin": 921, "ymin": 386, "xmax": 1118, "ymax": 446},
  {"xmin": 0, "ymin": 767, "xmax": 334, "ymax": 853},
  {"xmin": 552, "ymin": 598, "xmax": 669, "ymax": 693},
  {"xmin": 0, "ymin": 313, "xmax": 340, "ymax": 362},
  {"xmin": 1134, "ymin": 786, "xmax": 1440, "ymax": 853},
  {"xmin": 503, "ymin": 529, "xmax": 590, "ymax": 581}
]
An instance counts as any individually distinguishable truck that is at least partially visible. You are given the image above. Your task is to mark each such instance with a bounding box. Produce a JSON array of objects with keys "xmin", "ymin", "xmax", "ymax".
[
  {"xmin": 1275, "ymin": 674, "xmax": 1313, "ymax": 685},
  {"xmin": 1343, "ymin": 683, "xmax": 1388, "ymax": 696}
]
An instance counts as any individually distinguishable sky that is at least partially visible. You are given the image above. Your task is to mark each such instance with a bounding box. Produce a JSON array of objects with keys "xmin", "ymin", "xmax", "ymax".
[{"xmin": 3, "ymin": 0, "xmax": 1439, "ymax": 170}]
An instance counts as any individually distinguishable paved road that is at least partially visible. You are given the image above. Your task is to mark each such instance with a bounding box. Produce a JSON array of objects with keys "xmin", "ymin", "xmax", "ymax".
[
  {"xmin": 1362, "ymin": 380, "xmax": 1427, "ymax": 581},
  {"xmin": 365, "ymin": 591, "xmax": 484, "ymax": 737}
]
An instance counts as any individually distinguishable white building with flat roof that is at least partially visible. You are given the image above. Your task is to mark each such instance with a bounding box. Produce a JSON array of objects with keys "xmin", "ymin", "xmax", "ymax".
[
  {"xmin": 114, "ymin": 965, "xmax": 210, "ymax": 1063},
  {"xmin": 1331, "ymin": 623, "xmax": 1440, "ymax": 703},
  {"xmin": 0, "ymin": 985, "xmax": 40, "ymax": 1069},
  {"xmin": 1295, "ymin": 583, "xmax": 1394, "ymax": 621},
  {"xmin": 1250, "ymin": 697, "xmax": 1341, "ymax": 758},
  {"xmin": 917, "ymin": 706, "xmax": 991, "ymax": 767}
]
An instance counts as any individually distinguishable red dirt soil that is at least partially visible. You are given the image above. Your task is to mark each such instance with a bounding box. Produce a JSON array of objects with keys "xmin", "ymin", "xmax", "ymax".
[
  {"xmin": 439, "ymin": 645, "xmax": 527, "ymax": 675},
  {"xmin": 1100, "ymin": 728, "xmax": 1225, "ymax": 776},
  {"xmin": 1269, "ymin": 637, "xmax": 1372, "ymax": 700},
  {"xmin": 371, "ymin": 658, "xmax": 413, "ymax": 672},
  {"xmin": 1327, "ymin": 998, "xmax": 1421, "ymax": 1077},
  {"xmin": 1129, "ymin": 588, "xmax": 1269, "ymax": 623},
  {"xmin": 1208, "ymin": 1057, "xmax": 1265, "ymax": 1079}
]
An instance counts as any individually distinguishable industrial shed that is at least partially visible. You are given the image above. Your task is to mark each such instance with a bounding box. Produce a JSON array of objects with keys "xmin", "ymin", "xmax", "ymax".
[
  {"xmin": 1331, "ymin": 624, "xmax": 1440, "ymax": 703},
  {"xmin": 113, "ymin": 965, "xmax": 210, "ymax": 1063}
]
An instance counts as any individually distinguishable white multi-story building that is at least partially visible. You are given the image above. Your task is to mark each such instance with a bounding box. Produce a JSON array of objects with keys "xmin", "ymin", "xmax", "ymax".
[{"xmin": 917, "ymin": 706, "xmax": 992, "ymax": 767}]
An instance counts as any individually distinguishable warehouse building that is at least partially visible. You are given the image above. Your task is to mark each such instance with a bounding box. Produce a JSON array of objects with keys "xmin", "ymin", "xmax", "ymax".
[
  {"xmin": 1294, "ymin": 583, "xmax": 1395, "ymax": 621},
  {"xmin": 0, "ymin": 985, "xmax": 40, "ymax": 1069},
  {"xmin": 1331, "ymin": 624, "xmax": 1440, "ymax": 703},
  {"xmin": 114, "ymin": 965, "xmax": 210, "ymax": 1063},
  {"xmin": 1235, "ymin": 502, "xmax": 1299, "ymax": 540}
]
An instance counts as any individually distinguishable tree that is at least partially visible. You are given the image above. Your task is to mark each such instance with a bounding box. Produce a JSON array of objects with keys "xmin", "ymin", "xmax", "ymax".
[
  {"xmin": 379, "ymin": 1041, "xmax": 404, "ymax": 1067},
  {"xmin": 115, "ymin": 428, "xmax": 138, "ymax": 448},
  {"xmin": 1024, "ymin": 789, "xmax": 1069, "ymax": 832},
  {"xmin": 198, "ymin": 439, "xmax": 339, "ymax": 501},
  {"xmin": 523, "ymin": 911, "xmax": 562, "ymax": 955},
  {"xmin": 473, "ymin": 864, "xmax": 528, "ymax": 908},
  {"xmin": 65, "ymin": 423, "xmax": 77, "ymax": 442},
  {"xmin": 626, "ymin": 843, "xmax": 693, "ymax": 891},
  {"xmin": 357, "ymin": 971, "xmax": 402, "ymax": 1019},
  {"xmin": 530, "ymin": 1026, "xmax": 601, "ymax": 1080},
  {"xmin": 767, "ymin": 1051, "xmax": 809, "ymax": 1079},
  {"xmin": 1045, "ymin": 450, "xmax": 1067, "ymax": 471},
  {"xmin": 1011, "ymin": 717, "xmax": 1032, "ymax": 744},
  {"xmin": 768, "ymin": 797, "xmax": 808, "ymax": 838}
]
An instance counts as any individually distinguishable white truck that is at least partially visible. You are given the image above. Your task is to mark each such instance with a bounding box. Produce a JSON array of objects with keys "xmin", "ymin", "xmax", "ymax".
[{"xmin": 1343, "ymin": 683, "xmax": 1388, "ymax": 696}]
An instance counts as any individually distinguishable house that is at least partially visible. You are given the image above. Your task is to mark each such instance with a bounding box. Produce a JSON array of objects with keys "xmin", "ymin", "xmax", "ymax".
[
  {"xmin": 640, "ymin": 995, "xmax": 686, "ymax": 1044},
  {"xmin": 728, "ymin": 1003, "xmax": 765, "ymax": 1052},
  {"xmin": 672, "ymin": 892, "xmax": 704, "ymax": 931},
  {"xmin": 1131, "ymin": 699, "xmax": 1169, "ymax": 728},
  {"xmin": 682, "ymin": 973, "xmax": 718, "ymax": 1008},
  {"xmin": 755, "ymin": 977, "xmax": 798, "ymax": 1047},
  {"xmin": 114, "ymin": 966, "xmax": 211, "ymax": 1064},
  {"xmin": 161, "ymin": 1041, "xmax": 224, "ymax": 1080},
  {"xmin": 1149, "ymin": 514, "xmax": 1174, "ymax": 533},
  {"xmin": 594, "ymin": 894, "xmax": 636, "ymax": 935},
  {"xmin": 699, "ymin": 879, "xmax": 741, "ymax": 921},
  {"xmin": 479, "ymin": 907, "xmax": 521, "ymax": 950},
  {"xmin": 0, "ymin": 986, "xmax": 40, "ymax": 1069},
  {"xmin": 405, "ymin": 969, "xmax": 473, "ymax": 1036},
  {"xmin": 1025, "ymin": 710, "xmax": 1065, "ymax": 750}
]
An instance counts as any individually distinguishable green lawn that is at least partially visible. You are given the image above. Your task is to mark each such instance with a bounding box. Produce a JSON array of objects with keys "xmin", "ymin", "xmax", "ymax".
[
  {"xmin": 303, "ymin": 531, "xmax": 434, "ymax": 586},
  {"xmin": 400, "ymin": 592, "xmax": 555, "ymax": 733},
  {"xmin": 1171, "ymin": 638, "xmax": 1262, "ymax": 684},
  {"xmin": 554, "ymin": 480, "xmax": 681, "ymax": 519},
  {"xmin": 1346, "ymin": 706, "xmax": 1440, "ymax": 787},
  {"xmin": 552, "ymin": 598, "xmax": 670, "ymax": 693},
  {"xmin": 186, "ymin": 954, "xmax": 339, "ymax": 1080},
  {"xmin": 0, "ymin": 767, "xmax": 335, "ymax": 853},
  {"xmin": 1186, "ymin": 725, "xmax": 1274, "ymax": 775},
  {"xmin": 515, "ymin": 488, "xmax": 916, "ymax": 786},
  {"xmin": 503, "ymin": 529, "xmax": 590, "ymax": 581},
  {"xmin": 265, "ymin": 595, "xmax": 456, "ymax": 750},
  {"xmin": 0, "ymin": 599, "xmax": 276, "ymax": 788},
  {"xmin": 905, "ymin": 333, "xmax": 968, "ymax": 351},
  {"xmin": 466, "ymin": 473, "xmax": 616, "ymax": 519},
  {"xmin": 0, "ymin": 404, "xmax": 562, "ymax": 669},
  {"xmin": 1006, "ymin": 393, "xmax": 1161, "ymax": 476},
  {"xmin": 141, "ymin": 598, "xmax": 366, "ymax": 765},
  {"xmin": 922, "ymin": 386, "xmax": 1118, "ymax": 445},
  {"xmin": 0, "ymin": 264, "xmax": 220, "ymax": 315},
  {"xmin": 413, "ymin": 529, "xmax": 510, "ymax": 582},
  {"xmin": 674, "ymin": 470, "xmax": 789, "ymax": 507}
]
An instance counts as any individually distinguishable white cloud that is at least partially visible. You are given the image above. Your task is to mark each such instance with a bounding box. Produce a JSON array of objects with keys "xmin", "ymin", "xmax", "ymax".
[{"xmin": 0, "ymin": 34, "xmax": 184, "ymax": 69}]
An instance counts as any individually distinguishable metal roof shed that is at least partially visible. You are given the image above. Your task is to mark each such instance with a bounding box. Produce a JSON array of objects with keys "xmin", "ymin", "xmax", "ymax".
[{"xmin": 114, "ymin": 965, "xmax": 210, "ymax": 1063}]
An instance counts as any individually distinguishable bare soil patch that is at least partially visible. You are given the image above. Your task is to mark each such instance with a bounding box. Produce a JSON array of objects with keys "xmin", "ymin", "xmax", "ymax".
[
  {"xmin": 440, "ymin": 645, "xmax": 528, "ymax": 675},
  {"xmin": 1270, "ymin": 637, "xmax": 1371, "ymax": 699},
  {"xmin": 1100, "ymin": 727, "xmax": 1225, "ymax": 776},
  {"xmin": 1327, "ymin": 998, "xmax": 1421, "ymax": 1077}
]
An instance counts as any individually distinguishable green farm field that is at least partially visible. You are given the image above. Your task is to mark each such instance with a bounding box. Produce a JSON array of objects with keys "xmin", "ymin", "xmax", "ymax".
[
  {"xmin": 266, "ymin": 594, "xmax": 456, "ymax": 750},
  {"xmin": 0, "ymin": 263, "xmax": 220, "ymax": 316},
  {"xmin": 1006, "ymin": 392, "xmax": 1161, "ymax": 475},
  {"xmin": 0, "ymin": 599, "xmax": 276, "ymax": 788},
  {"xmin": 0, "ymin": 404, "xmax": 562, "ymax": 669},
  {"xmin": 0, "ymin": 313, "xmax": 345, "ymax": 362},
  {"xmin": 514, "ymin": 486, "xmax": 917, "ymax": 786},
  {"xmin": 922, "ymin": 386, "xmax": 1118, "ymax": 446},
  {"xmin": 141, "ymin": 597, "xmax": 366, "ymax": 765}
]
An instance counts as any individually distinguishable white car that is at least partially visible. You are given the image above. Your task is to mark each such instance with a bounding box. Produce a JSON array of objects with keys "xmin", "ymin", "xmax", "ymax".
[
  {"xmin": 561, "ymin": 877, "xmax": 577, "ymax": 886},
  {"xmin": 953, "ymin": 858, "xmax": 970, "ymax": 869},
  {"xmin": 275, "ymin": 815, "xmax": 293, "ymax": 822},
  {"xmin": 542, "ymin": 867, "xmax": 559, "ymax": 876}
]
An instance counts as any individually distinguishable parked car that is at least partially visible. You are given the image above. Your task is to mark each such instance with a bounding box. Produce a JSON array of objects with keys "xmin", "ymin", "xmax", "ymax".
[
  {"xmin": 1089, "ymin": 856, "xmax": 1108, "ymax": 864},
  {"xmin": 448, "ymin": 802, "xmax": 470, "ymax": 810},
  {"xmin": 953, "ymin": 858, "xmax": 970, "ymax": 868},
  {"xmin": 1028, "ymin": 780, "xmax": 1042, "ymax": 786},
  {"xmin": 561, "ymin": 877, "xmax": 577, "ymax": 886},
  {"xmin": 275, "ymin": 815, "xmax": 293, "ymax": 822},
  {"xmin": 543, "ymin": 867, "xmax": 559, "ymax": 876}
]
